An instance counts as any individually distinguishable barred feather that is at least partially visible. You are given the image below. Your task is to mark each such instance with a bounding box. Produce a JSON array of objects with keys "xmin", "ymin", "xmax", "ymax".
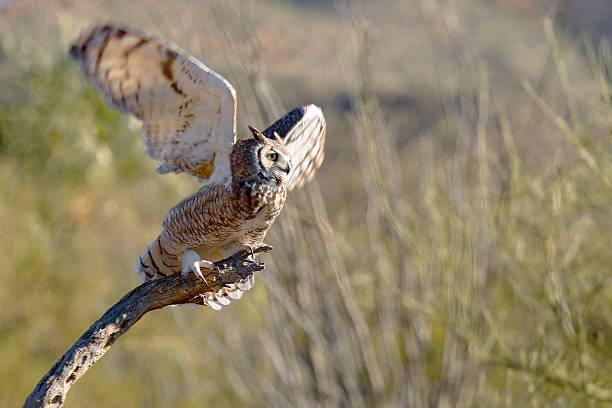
[
  {"xmin": 69, "ymin": 23, "xmax": 236, "ymax": 183},
  {"xmin": 262, "ymin": 104, "xmax": 326, "ymax": 190}
]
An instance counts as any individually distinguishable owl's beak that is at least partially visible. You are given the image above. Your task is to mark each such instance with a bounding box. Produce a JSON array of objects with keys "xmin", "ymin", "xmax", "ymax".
[{"xmin": 271, "ymin": 161, "xmax": 290, "ymax": 184}]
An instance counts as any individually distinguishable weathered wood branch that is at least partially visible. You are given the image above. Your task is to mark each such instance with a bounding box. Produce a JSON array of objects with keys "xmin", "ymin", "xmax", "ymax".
[{"xmin": 23, "ymin": 248, "xmax": 270, "ymax": 408}]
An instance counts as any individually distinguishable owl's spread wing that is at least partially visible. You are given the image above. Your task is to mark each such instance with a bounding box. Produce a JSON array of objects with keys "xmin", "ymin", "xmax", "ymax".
[
  {"xmin": 69, "ymin": 23, "xmax": 236, "ymax": 182},
  {"xmin": 262, "ymin": 105, "xmax": 326, "ymax": 190}
]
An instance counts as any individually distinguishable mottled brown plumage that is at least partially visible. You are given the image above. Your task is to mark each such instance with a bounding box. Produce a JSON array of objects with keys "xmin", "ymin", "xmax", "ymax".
[{"xmin": 70, "ymin": 23, "xmax": 326, "ymax": 310}]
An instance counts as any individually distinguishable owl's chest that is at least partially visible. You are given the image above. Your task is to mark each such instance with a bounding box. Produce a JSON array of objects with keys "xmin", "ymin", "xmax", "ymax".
[
  {"xmin": 193, "ymin": 184, "xmax": 286, "ymax": 261},
  {"xmin": 238, "ymin": 184, "xmax": 287, "ymax": 238}
]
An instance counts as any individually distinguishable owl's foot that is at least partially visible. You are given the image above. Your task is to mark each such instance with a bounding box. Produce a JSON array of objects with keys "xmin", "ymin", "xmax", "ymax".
[
  {"xmin": 192, "ymin": 260, "xmax": 219, "ymax": 285},
  {"xmin": 180, "ymin": 249, "xmax": 258, "ymax": 311},
  {"xmin": 181, "ymin": 249, "xmax": 216, "ymax": 285}
]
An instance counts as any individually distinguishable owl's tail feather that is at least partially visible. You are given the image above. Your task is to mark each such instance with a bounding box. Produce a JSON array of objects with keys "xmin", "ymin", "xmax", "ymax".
[
  {"xmin": 201, "ymin": 275, "xmax": 255, "ymax": 310},
  {"xmin": 134, "ymin": 235, "xmax": 180, "ymax": 282}
]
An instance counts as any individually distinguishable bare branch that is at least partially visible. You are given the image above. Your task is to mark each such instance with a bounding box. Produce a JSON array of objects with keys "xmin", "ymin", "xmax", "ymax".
[{"xmin": 23, "ymin": 248, "xmax": 270, "ymax": 408}]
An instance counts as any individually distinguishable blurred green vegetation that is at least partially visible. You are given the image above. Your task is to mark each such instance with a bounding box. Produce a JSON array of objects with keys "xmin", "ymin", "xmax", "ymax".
[{"xmin": 1, "ymin": 0, "xmax": 611, "ymax": 407}]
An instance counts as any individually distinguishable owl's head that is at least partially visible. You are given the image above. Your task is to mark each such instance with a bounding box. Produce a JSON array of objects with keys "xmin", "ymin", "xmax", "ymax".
[{"xmin": 230, "ymin": 126, "xmax": 291, "ymax": 184}]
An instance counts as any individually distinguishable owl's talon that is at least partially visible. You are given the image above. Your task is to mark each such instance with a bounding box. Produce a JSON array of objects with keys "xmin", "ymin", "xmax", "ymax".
[
  {"xmin": 194, "ymin": 260, "xmax": 216, "ymax": 284},
  {"xmin": 191, "ymin": 263, "xmax": 208, "ymax": 285},
  {"xmin": 256, "ymin": 244, "xmax": 273, "ymax": 253},
  {"xmin": 181, "ymin": 254, "xmax": 216, "ymax": 286},
  {"xmin": 239, "ymin": 244, "xmax": 268, "ymax": 260}
]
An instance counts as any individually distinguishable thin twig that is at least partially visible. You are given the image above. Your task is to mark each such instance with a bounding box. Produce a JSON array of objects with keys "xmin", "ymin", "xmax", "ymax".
[{"xmin": 23, "ymin": 247, "xmax": 271, "ymax": 408}]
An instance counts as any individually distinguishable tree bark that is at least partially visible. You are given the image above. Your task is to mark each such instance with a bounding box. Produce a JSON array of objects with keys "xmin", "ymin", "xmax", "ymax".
[{"xmin": 23, "ymin": 248, "xmax": 269, "ymax": 408}]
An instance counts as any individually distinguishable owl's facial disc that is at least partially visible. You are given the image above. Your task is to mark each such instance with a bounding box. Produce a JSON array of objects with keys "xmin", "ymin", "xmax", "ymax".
[{"xmin": 258, "ymin": 146, "xmax": 291, "ymax": 183}]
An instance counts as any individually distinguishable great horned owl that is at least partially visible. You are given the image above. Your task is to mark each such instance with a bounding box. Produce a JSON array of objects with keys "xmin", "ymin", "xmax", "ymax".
[{"xmin": 69, "ymin": 24, "xmax": 326, "ymax": 310}]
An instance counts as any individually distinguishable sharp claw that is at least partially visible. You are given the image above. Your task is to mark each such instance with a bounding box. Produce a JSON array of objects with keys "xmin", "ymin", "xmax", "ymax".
[
  {"xmin": 195, "ymin": 264, "xmax": 208, "ymax": 285},
  {"xmin": 190, "ymin": 261, "xmax": 214, "ymax": 285},
  {"xmin": 256, "ymin": 244, "xmax": 273, "ymax": 253},
  {"xmin": 181, "ymin": 252, "xmax": 251, "ymax": 310}
]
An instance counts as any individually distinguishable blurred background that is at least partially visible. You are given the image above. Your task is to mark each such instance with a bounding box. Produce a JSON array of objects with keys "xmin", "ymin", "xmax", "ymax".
[{"xmin": 1, "ymin": 0, "xmax": 612, "ymax": 406}]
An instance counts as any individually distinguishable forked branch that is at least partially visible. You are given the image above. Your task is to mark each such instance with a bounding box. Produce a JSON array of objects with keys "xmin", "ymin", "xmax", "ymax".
[{"xmin": 23, "ymin": 248, "xmax": 270, "ymax": 408}]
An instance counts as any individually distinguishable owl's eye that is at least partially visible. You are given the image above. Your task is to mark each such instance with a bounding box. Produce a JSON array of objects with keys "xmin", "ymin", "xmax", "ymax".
[{"xmin": 266, "ymin": 151, "xmax": 278, "ymax": 161}]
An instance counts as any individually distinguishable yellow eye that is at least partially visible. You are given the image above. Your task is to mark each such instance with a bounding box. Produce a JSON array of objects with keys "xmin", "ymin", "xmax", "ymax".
[{"xmin": 266, "ymin": 151, "xmax": 278, "ymax": 161}]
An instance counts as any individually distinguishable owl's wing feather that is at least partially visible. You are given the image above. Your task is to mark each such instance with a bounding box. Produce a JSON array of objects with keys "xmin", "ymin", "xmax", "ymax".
[
  {"xmin": 69, "ymin": 23, "xmax": 236, "ymax": 182},
  {"xmin": 262, "ymin": 105, "xmax": 326, "ymax": 190}
]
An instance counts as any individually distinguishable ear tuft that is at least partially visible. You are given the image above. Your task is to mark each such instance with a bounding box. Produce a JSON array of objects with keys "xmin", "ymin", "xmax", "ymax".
[
  {"xmin": 248, "ymin": 125, "xmax": 267, "ymax": 144},
  {"xmin": 273, "ymin": 132, "xmax": 283, "ymax": 143}
]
